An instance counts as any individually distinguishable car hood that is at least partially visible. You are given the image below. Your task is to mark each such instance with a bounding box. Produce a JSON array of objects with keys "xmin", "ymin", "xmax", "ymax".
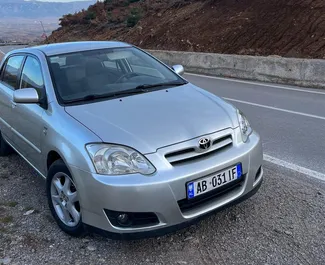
[{"xmin": 64, "ymin": 84, "xmax": 239, "ymax": 154}]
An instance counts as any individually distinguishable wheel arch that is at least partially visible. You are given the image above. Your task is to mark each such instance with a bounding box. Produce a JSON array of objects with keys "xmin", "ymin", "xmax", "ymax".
[
  {"xmin": 47, "ymin": 150, "xmax": 63, "ymax": 170},
  {"xmin": 44, "ymin": 142, "xmax": 95, "ymax": 177}
]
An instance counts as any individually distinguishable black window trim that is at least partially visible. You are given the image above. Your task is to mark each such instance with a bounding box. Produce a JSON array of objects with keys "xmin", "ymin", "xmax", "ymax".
[
  {"xmin": 0, "ymin": 59, "xmax": 6, "ymax": 80},
  {"xmin": 17, "ymin": 56, "xmax": 27, "ymax": 90}
]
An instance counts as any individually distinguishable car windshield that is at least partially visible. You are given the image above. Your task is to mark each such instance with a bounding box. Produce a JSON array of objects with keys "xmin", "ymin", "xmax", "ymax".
[{"xmin": 48, "ymin": 47, "xmax": 186, "ymax": 103}]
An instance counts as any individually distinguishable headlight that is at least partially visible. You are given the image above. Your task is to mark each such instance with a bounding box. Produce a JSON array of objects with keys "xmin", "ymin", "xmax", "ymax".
[
  {"xmin": 237, "ymin": 110, "xmax": 253, "ymax": 142},
  {"xmin": 86, "ymin": 144, "xmax": 156, "ymax": 175}
]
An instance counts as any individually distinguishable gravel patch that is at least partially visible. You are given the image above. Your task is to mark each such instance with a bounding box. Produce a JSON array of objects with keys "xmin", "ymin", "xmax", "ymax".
[{"xmin": 1, "ymin": 154, "xmax": 325, "ymax": 265}]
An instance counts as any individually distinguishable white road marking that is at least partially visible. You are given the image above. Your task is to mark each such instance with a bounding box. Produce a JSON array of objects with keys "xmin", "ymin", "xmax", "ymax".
[
  {"xmin": 0, "ymin": 49, "xmax": 4, "ymax": 55},
  {"xmin": 264, "ymin": 155, "xmax": 325, "ymax": 181},
  {"xmin": 186, "ymin": 72, "xmax": 325, "ymax": 95},
  {"xmin": 224, "ymin": 97, "xmax": 325, "ymax": 121}
]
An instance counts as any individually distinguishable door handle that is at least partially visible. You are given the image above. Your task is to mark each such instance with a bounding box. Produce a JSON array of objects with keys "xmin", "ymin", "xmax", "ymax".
[
  {"xmin": 11, "ymin": 102, "xmax": 17, "ymax": 108},
  {"xmin": 43, "ymin": 127, "xmax": 48, "ymax": 136}
]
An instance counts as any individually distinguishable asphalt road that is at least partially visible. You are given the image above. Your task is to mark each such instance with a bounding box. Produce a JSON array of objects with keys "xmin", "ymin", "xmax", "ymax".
[
  {"xmin": 0, "ymin": 46, "xmax": 325, "ymax": 265},
  {"xmin": 0, "ymin": 45, "xmax": 24, "ymax": 61},
  {"xmin": 0, "ymin": 45, "xmax": 23, "ymax": 55},
  {"xmin": 185, "ymin": 73, "xmax": 325, "ymax": 178}
]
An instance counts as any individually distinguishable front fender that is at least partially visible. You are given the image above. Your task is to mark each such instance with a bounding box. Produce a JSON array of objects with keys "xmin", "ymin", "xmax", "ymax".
[{"xmin": 41, "ymin": 103, "xmax": 101, "ymax": 177}]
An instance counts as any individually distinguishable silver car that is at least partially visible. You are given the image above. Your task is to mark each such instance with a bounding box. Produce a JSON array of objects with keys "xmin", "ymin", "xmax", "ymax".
[{"xmin": 0, "ymin": 41, "xmax": 263, "ymax": 238}]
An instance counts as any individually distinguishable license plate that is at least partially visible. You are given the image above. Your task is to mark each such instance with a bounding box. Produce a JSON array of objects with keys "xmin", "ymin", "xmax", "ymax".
[{"xmin": 187, "ymin": 164, "xmax": 242, "ymax": 199}]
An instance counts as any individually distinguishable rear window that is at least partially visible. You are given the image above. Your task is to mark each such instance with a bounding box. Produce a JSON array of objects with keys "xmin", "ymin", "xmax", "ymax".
[{"xmin": 1, "ymin": 56, "xmax": 25, "ymax": 89}]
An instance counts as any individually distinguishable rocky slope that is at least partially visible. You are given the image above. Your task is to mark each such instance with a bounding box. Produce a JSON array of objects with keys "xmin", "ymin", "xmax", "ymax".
[{"xmin": 48, "ymin": 0, "xmax": 325, "ymax": 58}]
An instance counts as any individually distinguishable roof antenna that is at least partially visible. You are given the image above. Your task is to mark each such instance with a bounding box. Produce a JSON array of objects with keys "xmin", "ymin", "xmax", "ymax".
[{"xmin": 40, "ymin": 21, "xmax": 49, "ymax": 44}]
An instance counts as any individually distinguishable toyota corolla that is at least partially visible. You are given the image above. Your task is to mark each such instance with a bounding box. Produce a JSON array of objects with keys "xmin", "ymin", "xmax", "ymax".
[{"xmin": 0, "ymin": 41, "xmax": 263, "ymax": 238}]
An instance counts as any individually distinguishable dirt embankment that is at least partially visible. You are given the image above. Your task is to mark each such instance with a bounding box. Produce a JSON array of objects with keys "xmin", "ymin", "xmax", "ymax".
[{"xmin": 48, "ymin": 0, "xmax": 325, "ymax": 59}]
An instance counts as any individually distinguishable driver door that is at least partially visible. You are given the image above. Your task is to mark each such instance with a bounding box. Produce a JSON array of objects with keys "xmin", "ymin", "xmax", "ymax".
[
  {"xmin": 0, "ymin": 55, "xmax": 25, "ymax": 142},
  {"xmin": 11, "ymin": 56, "xmax": 46, "ymax": 171}
]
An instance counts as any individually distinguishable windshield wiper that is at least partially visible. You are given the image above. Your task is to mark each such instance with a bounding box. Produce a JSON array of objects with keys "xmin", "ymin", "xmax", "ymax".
[
  {"xmin": 64, "ymin": 89, "xmax": 147, "ymax": 104},
  {"xmin": 64, "ymin": 82, "xmax": 187, "ymax": 104},
  {"xmin": 135, "ymin": 81, "xmax": 187, "ymax": 90}
]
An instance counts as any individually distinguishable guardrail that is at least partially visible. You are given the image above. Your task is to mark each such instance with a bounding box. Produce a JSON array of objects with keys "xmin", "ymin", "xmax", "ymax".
[
  {"xmin": 0, "ymin": 43, "xmax": 29, "ymax": 46},
  {"xmin": 148, "ymin": 50, "xmax": 325, "ymax": 89}
]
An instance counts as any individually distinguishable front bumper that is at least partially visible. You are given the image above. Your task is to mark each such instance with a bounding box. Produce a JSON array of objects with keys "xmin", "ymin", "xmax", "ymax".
[{"xmin": 70, "ymin": 131, "xmax": 263, "ymax": 238}]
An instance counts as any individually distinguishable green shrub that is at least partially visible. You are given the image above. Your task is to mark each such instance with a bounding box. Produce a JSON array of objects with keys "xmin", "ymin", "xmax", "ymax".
[
  {"xmin": 85, "ymin": 11, "xmax": 96, "ymax": 21},
  {"xmin": 127, "ymin": 8, "xmax": 142, "ymax": 27}
]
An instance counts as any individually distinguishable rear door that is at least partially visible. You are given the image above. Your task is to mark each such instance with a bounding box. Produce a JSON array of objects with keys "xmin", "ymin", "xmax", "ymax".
[
  {"xmin": 11, "ymin": 55, "xmax": 46, "ymax": 170},
  {"xmin": 0, "ymin": 55, "xmax": 25, "ymax": 142}
]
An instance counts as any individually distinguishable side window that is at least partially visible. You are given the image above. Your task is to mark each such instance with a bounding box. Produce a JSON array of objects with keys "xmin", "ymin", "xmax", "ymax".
[
  {"xmin": 127, "ymin": 55, "xmax": 152, "ymax": 68},
  {"xmin": 20, "ymin": 57, "xmax": 44, "ymax": 92},
  {"xmin": 49, "ymin": 56, "xmax": 66, "ymax": 67},
  {"xmin": 103, "ymin": 60, "xmax": 122, "ymax": 71},
  {"xmin": 126, "ymin": 54, "xmax": 163, "ymax": 78},
  {"xmin": 1, "ymin": 56, "xmax": 25, "ymax": 89}
]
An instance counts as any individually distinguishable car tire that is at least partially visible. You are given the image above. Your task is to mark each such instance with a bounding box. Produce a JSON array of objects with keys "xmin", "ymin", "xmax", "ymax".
[
  {"xmin": 46, "ymin": 159, "xmax": 86, "ymax": 237},
  {"xmin": 0, "ymin": 131, "xmax": 13, "ymax": 157}
]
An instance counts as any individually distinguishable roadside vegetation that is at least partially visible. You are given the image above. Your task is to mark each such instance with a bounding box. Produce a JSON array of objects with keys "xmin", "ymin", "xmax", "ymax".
[{"xmin": 59, "ymin": 0, "xmax": 144, "ymax": 27}]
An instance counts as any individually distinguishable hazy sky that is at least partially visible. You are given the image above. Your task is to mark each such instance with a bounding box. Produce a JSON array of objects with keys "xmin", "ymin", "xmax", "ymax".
[{"xmin": 36, "ymin": 0, "xmax": 92, "ymax": 2}]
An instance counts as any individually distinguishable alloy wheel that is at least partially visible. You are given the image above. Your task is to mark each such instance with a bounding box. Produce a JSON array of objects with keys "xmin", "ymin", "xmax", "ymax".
[{"xmin": 50, "ymin": 172, "xmax": 80, "ymax": 227}]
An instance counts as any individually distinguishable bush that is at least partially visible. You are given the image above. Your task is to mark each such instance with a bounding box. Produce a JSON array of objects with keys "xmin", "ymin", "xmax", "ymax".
[
  {"xmin": 59, "ymin": 12, "xmax": 83, "ymax": 26},
  {"xmin": 126, "ymin": 8, "xmax": 142, "ymax": 27},
  {"xmin": 85, "ymin": 11, "xmax": 96, "ymax": 21},
  {"xmin": 123, "ymin": 0, "xmax": 141, "ymax": 6},
  {"xmin": 105, "ymin": 0, "xmax": 140, "ymax": 9}
]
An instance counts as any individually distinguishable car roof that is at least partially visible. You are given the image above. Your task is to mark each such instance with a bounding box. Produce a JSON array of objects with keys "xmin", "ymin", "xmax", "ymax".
[{"xmin": 13, "ymin": 41, "xmax": 132, "ymax": 56}]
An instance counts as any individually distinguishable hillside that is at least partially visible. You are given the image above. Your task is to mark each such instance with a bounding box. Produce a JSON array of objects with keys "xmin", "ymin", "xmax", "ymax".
[
  {"xmin": 0, "ymin": 0, "xmax": 95, "ymax": 18},
  {"xmin": 48, "ymin": 0, "xmax": 325, "ymax": 59}
]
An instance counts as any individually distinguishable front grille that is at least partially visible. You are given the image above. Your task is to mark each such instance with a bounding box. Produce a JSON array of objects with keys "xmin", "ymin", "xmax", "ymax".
[
  {"xmin": 165, "ymin": 148, "xmax": 195, "ymax": 159},
  {"xmin": 178, "ymin": 175, "xmax": 245, "ymax": 213},
  {"xmin": 165, "ymin": 134, "xmax": 233, "ymax": 165}
]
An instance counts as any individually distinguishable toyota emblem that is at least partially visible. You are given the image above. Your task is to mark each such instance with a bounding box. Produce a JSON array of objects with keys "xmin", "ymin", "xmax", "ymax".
[{"xmin": 198, "ymin": 137, "xmax": 211, "ymax": 150}]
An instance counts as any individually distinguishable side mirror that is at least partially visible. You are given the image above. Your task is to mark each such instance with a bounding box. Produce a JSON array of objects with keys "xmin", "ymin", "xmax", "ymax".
[
  {"xmin": 13, "ymin": 88, "xmax": 39, "ymax": 104},
  {"xmin": 172, "ymin": 64, "xmax": 185, "ymax": 76}
]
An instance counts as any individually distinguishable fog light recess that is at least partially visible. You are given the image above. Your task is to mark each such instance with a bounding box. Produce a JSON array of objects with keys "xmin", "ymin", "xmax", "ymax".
[{"xmin": 104, "ymin": 209, "xmax": 159, "ymax": 228}]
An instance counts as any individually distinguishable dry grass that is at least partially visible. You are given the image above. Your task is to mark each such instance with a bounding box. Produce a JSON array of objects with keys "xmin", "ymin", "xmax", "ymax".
[
  {"xmin": 0, "ymin": 215, "xmax": 13, "ymax": 224},
  {"xmin": 0, "ymin": 201, "xmax": 18, "ymax": 207}
]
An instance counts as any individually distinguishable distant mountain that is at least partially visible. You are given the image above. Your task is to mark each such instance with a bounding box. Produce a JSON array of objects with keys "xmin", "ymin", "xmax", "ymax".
[{"xmin": 0, "ymin": 0, "xmax": 96, "ymax": 19}]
